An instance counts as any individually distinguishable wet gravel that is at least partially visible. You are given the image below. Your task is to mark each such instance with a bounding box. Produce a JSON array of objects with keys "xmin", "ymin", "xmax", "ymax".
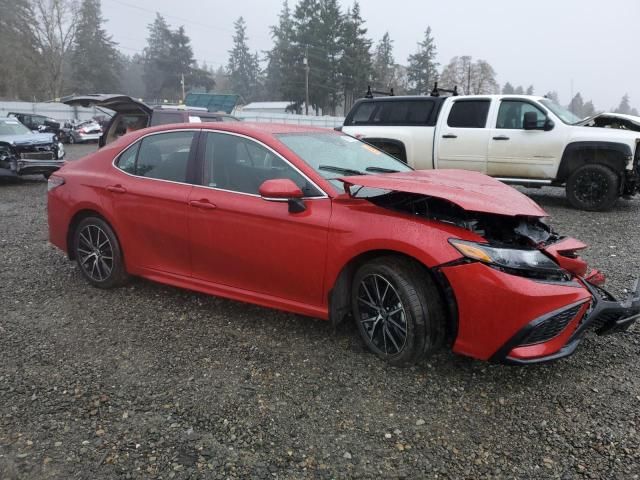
[{"xmin": 1, "ymin": 144, "xmax": 640, "ymax": 479}]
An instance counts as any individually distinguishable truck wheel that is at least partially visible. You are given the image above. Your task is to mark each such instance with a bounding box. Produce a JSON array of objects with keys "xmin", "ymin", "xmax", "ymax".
[{"xmin": 566, "ymin": 164, "xmax": 619, "ymax": 211}]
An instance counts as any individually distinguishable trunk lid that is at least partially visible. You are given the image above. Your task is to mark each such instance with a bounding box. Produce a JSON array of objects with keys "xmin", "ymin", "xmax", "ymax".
[{"xmin": 62, "ymin": 94, "xmax": 152, "ymax": 116}]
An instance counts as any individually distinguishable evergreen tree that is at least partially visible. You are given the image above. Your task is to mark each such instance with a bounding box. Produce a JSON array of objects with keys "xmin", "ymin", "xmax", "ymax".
[
  {"xmin": 568, "ymin": 92, "xmax": 584, "ymax": 117},
  {"xmin": 71, "ymin": 0, "xmax": 121, "ymax": 94},
  {"xmin": 292, "ymin": 0, "xmax": 343, "ymax": 114},
  {"xmin": 514, "ymin": 85, "xmax": 524, "ymax": 95},
  {"xmin": 340, "ymin": 2, "xmax": 372, "ymax": 111},
  {"xmin": 631, "ymin": 107, "xmax": 639, "ymax": 117},
  {"xmin": 0, "ymin": 0, "xmax": 43, "ymax": 100},
  {"xmin": 265, "ymin": 1, "xmax": 296, "ymax": 102},
  {"xmin": 501, "ymin": 82, "xmax": 515, "ymax": 94},
  {"xmin": 614, "ymin": 94, "xmax": 631, "ymax": 114},
  {"xmin": 143, "ymin": 14, "xmax": 173, "ymax": 100},
  {"xmin": 582, "ymin": 100, "xmax": 596, "ymax": 117},
  {"xmin": 227, "ymin": 17, "xmax": 261, "ymax": 103},
  {"xmin": 372, "ymin": 32, "xmax": 395, "ymax": 90},
  {"xmin": 526, "ymin": 85, "xmax": 534, "ymax": 95},
  {"xmin": 407, "ymin": 27, "xmax": 438, "ymax": 95}
]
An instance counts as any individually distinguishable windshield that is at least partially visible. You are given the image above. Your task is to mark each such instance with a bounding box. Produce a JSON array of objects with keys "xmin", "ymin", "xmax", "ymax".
[
  {"xmin": 277, "ymin": 132, "xmax": 412, "ymax": 189},
  {"xmin": 540, "ymin": 99, "xmax": 582, "ymax": 124},
  {"xmin": 0, "ymin": 119, "xmax": 31, "ymax": 136}
]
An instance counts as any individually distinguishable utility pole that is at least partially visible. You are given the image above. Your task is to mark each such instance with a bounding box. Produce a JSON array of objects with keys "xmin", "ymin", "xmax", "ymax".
[
  {"xmin": 181, "ymin": 73, "xmax": 186, "ymax": 103},
  {"xmin": 304, "ymin": 47, "xmax": 310, "ymax": 115}
]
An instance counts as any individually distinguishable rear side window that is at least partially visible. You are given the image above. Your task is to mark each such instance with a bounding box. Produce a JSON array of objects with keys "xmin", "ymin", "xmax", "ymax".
[
  {"xmin": 350, "ymin": 102, "xmax": 376, "ymax": 124},
  {"xmin": 348, "ymin": 100, "xmax": 435, "ymax": 126},
  {"xmin": 447, "ymin": 100, "xmax": 490, "ymax": 128},
  {"xmin": 116, "ymin": 131, "xmax": 196, "ymax": 183},
  {"xmin": 116, "ymin": 143, "xmax": 139, "ymax": 174},
  {"xmin": 371, "ymin": 101, "xmax": 434, "ymax": 125}
]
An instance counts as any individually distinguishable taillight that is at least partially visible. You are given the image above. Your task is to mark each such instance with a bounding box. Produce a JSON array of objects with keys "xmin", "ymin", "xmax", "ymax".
[
  {"xmin": 79, "ymin": 128, "xmax": 86, "ymax": 133},
  {"xmin": 47, "ymin": 175, "xmax": 65, "ymax": 191}
]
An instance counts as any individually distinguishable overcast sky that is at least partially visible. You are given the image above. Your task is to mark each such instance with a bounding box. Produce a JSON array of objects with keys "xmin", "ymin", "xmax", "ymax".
[{"xmin": 102, "ymin": 0, "xmax": 640, "ymax": 110}]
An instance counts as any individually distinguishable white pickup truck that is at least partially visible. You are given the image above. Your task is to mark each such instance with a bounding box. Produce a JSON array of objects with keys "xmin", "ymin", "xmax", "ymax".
[{"xmin": 341, "ymin": 94, "xmax": 640, "ymax": 210}]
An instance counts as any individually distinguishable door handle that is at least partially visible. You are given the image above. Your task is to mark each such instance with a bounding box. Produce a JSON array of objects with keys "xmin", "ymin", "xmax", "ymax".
[
  {"xmin": 106, "ymin": 184, "xmax": 127, "ymax": 193},
  {"xmin": 189, "ymin": 200, "xmax": 217, "ymax": 210},
  {"xmin": 442, "ymin": 134, "xmax": 457, "ymax": 139},
  {"xmin": 493, "ymin": 135, "xmax": 510, "ymax": 141}
]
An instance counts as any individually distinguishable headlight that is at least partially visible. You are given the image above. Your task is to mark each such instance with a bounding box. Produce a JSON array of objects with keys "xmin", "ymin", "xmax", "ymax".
[
  {"xmin": 47, "ymin": 175, "xmax": 65, "ymax": 191},
  {"xmin": 449, "ymin": 239, "xmax": 567, "ymax": 279}
]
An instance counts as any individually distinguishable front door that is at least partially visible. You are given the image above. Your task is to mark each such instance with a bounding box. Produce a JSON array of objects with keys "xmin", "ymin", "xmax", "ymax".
[
  {"xmin": 435, "ymin": 99, "xmax": 491, "ymax": 173},
  {"xmin": 188, "ymin": 131, "xmax": 332, "ymax": 306},
  {"xmin": 487, "ymin": 99, "xmax": 565, "ymax": 179},
  {"xmin": 104, "ymin": 130, "xmax": 198, "ymax": 277}
]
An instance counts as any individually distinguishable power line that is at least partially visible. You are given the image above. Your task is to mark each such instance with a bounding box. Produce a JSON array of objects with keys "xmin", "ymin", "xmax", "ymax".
[{"xmin": 104, "ymin": 0, "xmax": 232, "ymax": 33}]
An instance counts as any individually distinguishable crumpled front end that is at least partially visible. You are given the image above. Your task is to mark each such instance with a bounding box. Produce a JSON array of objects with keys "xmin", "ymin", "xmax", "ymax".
[
  {"xmin": 0, "ymin": 141, "xmax": 65, "ymax": 177},
  {"xmin": 342, "ymin": 170, "xmax": 639, "ymax": 364}
]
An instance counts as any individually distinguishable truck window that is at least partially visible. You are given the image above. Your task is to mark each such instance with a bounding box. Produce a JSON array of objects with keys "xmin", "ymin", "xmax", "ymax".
[
  {"xmin": 371, "ymin": 101, "xmax": 434, "ymax": 126},
  {"xmin": 350, "ymin": 102, "xmax": 376, "ymax": 124},
  {"xmin": 497, "ymin": 100, "xmax": 546, "ymax": 129},
  {"xmin": 447, "ymin": 100, "xmax": 490, "ymax": 128}
]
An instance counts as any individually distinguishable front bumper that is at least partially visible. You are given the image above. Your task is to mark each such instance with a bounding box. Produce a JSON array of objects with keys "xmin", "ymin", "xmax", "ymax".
[
  {"xmin": 16, "ymin": 158, "xmax": 65, "ymax": 176},
  {"xmin": 493, "ymin": 279, "xmax": 640, "ymax": 365}
]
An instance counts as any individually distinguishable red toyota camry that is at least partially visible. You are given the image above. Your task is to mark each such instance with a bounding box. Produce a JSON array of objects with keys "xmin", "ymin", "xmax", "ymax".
[{"xmin": 47, "ymin": 122, "xmax": 640, "ymax": 366}]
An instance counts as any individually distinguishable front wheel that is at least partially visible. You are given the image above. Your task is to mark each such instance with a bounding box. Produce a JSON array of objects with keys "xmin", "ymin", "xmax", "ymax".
[
  {"xmin": 73, "ymin": 217, "xmax": 129, "ymax": 288},
  {"xmin": 566, "ymin": 164, "xmax": 619, "ymax": 211},
  {"xmin": 351, "ymin": 256, "xmax": 445, "ymax": 367}
]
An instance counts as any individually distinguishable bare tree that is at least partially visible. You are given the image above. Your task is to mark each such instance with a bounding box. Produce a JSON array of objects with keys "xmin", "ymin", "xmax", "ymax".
[
  {"xmin": 30, "ymin": 0, "xmax": 78, "ymax": 99},
  {"xmin": 439, "ymin": 56, "xmax": 499, "ymax": 95}
]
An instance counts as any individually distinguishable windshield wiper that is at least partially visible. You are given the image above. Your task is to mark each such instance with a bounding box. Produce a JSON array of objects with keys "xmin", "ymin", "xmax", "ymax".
[
  {"xmin": 365, "ymin": 166, "xmax": 399, "ymax": 173},
  {"xmin": 318, "ymin": 165, "xmax": 365, "ymax": 176}
]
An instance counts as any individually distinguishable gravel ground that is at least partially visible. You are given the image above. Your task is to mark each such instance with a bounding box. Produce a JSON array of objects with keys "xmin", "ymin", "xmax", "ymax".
[{"xmin": 1, "ymin": 144, "xmax": 639, "ymax": 479}]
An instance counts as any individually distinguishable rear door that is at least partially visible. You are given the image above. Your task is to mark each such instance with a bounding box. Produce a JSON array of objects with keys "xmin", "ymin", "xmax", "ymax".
[
  {"xmin": 105, "ymin": 130, "xmax": 199, "ymax": 277},
  {"xmin": 435, "ymin": 99, "xmax": 491, "ymax": 172}
]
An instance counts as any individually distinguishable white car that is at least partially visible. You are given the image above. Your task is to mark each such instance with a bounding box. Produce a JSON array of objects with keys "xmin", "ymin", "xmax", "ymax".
[{"xmin": 342, "ymin": 93, "xmax": 640, "ymax": 211}]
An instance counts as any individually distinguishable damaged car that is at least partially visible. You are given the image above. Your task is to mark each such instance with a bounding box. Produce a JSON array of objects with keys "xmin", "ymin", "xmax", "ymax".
[
  {"xmin": 577, "ymin": 112, "xmax": 640, "ymax": 132},
  {"xmin": 47, "ymin": 123, "xmax": 639, "ymax": 366},
  {"xmin": 0, "ymin": 117, "xmax": 65, "ymax": 179}
]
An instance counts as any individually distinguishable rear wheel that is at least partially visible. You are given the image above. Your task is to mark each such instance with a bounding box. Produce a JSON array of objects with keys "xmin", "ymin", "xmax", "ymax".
[
  {"xmin": 68, "ymin": 135, "xmax": 75, "ymax": 144},
  {"xmin": 351, "ymin": 256, "xmax": 445, "ymax": 367},
  {"xmin": 566, "ymin": 164, "xmax": 619, "ymax": 211},
  {"xmin": 73, "ymin": 217, "xmax": 128, "ymax": 288}
]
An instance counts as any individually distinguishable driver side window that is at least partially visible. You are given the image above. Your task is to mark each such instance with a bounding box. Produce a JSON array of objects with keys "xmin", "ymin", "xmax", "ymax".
[
  {"xmin": 202, "ymin": 132, "xmax": 322, "ymax": 197},
  {"xmin": 497, "ymin": 101, "xmax": 546, "ymax": 129}
]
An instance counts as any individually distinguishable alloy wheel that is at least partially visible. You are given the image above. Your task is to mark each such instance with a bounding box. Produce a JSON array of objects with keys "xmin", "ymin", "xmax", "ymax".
[
  {"xmin": 357, "ymin": 274, "xmax": 408, "ymax": 355},
  {"xmin": 77, "ymin": 224, "xmax": 114, "ymax": 282}
]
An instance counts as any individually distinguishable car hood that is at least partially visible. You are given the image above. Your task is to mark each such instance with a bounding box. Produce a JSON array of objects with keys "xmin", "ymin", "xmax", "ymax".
[
  {"xmin": 0, "ymin": 132, "xmax": 55, "ymax": 145},
  {"xmin": 340, "ymin": 170, "xmax": 547, "ymax": 217},
  {"xmin": 62, "ymin": 94, "xmax": 152, "ymax": 115},
  {"xmin": 575, "ymin": 112, "xmax": 640, "ymax": 132}
]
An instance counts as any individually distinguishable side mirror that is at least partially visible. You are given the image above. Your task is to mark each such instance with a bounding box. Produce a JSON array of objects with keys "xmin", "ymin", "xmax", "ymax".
[
  {"xmin": 523, "ymin": 111, "xmax": 539, "ymax": 130},
  {"xmin": 258, "ymin": 179, "xmax": 306, "ymax": 213}
]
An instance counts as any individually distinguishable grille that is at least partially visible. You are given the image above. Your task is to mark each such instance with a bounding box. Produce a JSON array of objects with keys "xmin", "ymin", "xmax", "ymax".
[
  {"xmin": 20, "ymin": 151, "xmax": 55, "ymax": 160},
  {"xmin": 519, "ymin": 304, "xmax": 582, "ymax": 346}
]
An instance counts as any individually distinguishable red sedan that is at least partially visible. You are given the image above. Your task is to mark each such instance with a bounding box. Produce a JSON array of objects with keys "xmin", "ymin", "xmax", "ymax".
[{"xmin": 47, "ymin": 123, "xmax": 640, "ymax": 366}]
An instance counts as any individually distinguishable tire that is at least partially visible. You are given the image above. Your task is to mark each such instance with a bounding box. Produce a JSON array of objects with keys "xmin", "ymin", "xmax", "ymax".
[
  {"xmin": 73, "ymin": 216, "xmax": 129, "ymax": 289},
  {"xmin": 566, "ymin": 164, "xmax": 619, "ymax": 211},
  {"xmin": 351, "ymin": 256, "xmax": 445, "ymax": 367},
  {"xmin": 68, "ymin": 135, "xmax": 75, "ymax": 144}
]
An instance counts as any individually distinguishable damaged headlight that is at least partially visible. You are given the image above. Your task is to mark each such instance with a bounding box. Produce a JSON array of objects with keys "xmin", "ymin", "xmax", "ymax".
[{"xmin": 449, "ymin": 239, "xmax": 568, "ymax": 280}]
